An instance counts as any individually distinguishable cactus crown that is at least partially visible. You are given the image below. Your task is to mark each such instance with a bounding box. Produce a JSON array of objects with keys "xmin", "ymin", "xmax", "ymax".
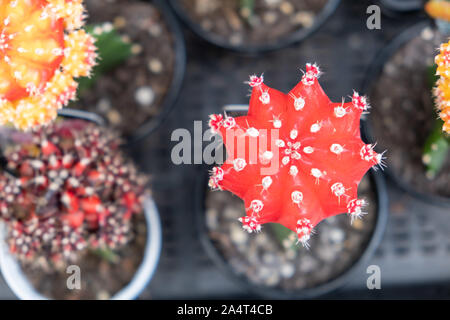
[
  {"xmin": 0, "ymin": 120, "xmax": 147, "ymax": 264},
  {"xmin": 208, "ymin": 63, "xmax": 384, "ymax": 247},
  {"xmin": 434, "ymin": 40, "xmax": 450, "ymax": 134},
  {"xmin": 425, "ymin": 0, "xmax": 450, "ymax": 22},
  {"xmin": 0, "ymin": 0, "xmax": 96, "ymax": 130}
]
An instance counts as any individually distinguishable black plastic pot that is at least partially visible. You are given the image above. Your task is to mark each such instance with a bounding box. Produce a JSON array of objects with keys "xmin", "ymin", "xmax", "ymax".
[
  {"xmin": 168, "ymin": 0, "xmax": 341, "ymax": 54},
  {"xmin": 195, "ymin": 168, "xmax": 388, "ymax": 299},
  {"xmin": 0, "ymin": 109, "xmax": 162, "ymax": 300},
  {"xmin": 361, "ymin": 21, "xmax": 450, "ymax": 207},
  {"xmin": 121, "ymin": 0, "xmax": 186, "ymax": 145},
  {"xmin": 378, "ymin": 0, "xmax": 424, "ymax": 13}
]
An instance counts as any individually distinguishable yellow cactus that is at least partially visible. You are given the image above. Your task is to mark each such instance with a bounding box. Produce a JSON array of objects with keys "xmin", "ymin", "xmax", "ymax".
[
  {"xmin": 434, "ymin": 40, "xmax": 450, "ymax": 134},
  {"xmin": 425, "ymin": 0, "xmax": 450, "ymax": 22},
  {"xmin": 0, "ymin": 0, "xmax": 96, "ymax": 130}
]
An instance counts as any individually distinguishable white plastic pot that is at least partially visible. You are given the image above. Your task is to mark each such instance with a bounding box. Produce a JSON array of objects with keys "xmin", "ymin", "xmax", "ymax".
[{"xmin": 0, "ymin": 197, "xmax": 162, "ymax": 300}]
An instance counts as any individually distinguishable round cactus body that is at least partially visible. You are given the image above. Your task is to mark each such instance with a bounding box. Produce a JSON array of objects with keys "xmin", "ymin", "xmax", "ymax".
[
  {"xmin": 0, "ymin": 120, "xmax": 147, "ymax": 263},
  {"xmin": 208, "ymin": 64, "xmax": 384, "ymax": 247},
  {"xmin": 0, "ymin": 0, "xmax": 96, "ymax": 130},
  {"xmin": 435, "ymin": 40, "xmax": 450, "ymax": 134}
]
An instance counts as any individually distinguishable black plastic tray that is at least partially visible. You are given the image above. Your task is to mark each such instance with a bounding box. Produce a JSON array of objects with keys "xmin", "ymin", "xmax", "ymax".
[{"xmin": 1, "ymin": 0, "xmax": 449, "ymax": 300}]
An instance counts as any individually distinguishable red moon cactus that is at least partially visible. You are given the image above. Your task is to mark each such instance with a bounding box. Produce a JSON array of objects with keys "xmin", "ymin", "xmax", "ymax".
[{"xmin": 208, "ymin": 63, "xmax": 385, "ymax": 247}]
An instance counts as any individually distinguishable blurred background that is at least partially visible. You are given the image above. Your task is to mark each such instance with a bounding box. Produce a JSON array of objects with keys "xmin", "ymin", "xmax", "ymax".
[{"xmin": 2, "ymin": 0, "xmax": 450, "ymax": 299}]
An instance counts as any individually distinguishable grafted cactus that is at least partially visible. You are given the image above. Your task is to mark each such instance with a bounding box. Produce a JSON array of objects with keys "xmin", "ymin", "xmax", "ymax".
[
  {"xmin": 0, "ymin": 120, "xmax": 147, "ymax": 264},
  {"xmin": 434, "ymin": 40, "xmax": 450, "ymax": 134},
  {"xmin": 423, "ymin": 40, "xmax": 450, "ymax": 177},
  {"xmin": 425, "ymin": 0, "xmax": 450, "ymax": 22},
  {"xmin": 0, "ymin": 0, "xmax": 96, "ymax": 130},
  {"xmin": 208, "ymin": 63, "xmax": 384, "ymax": 247}
]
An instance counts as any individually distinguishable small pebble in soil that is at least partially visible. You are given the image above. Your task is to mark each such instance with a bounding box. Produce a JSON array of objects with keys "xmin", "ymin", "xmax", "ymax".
[
  {"xmin": 227, "ymin": 9, "xmax": 243, "ymax": 31},
  {"xmin": 352, "ymin": 218, "xmax": 364, "ymax": 230},
  {"xmin": 282, "ymin": 238, "xmax": 293, "ymax": 249},
  {"xmin": 93, "ymin": 25, "xmax": 103, "ymax": 35},
  {"xmin": 229, "ymin": 33, "xmax": 243, "ymax": 45},
  {"xmin": 107, "ymin": 109, "xmax": 122, "ymax": 125},
  {"xmin": 426, "ymin": 171, "xmax": 435, "ymax": 180},
  {"xmin": 120, "ymin": 35, "xmax": 131, "ymax": 44},
  {"xmin": 384, "ymin": 63, "xmax": 397, "ymax": 76},
  {"xmin": 421, "ymin": 27, "xmax": 434, "ymax": 41},
  {"xmin": 280, "ymin": 1, "xmax": 294, "ymax": 15},
  {"xmin": 262, "ymin": 252, "xmax": 276, "ymax": 264},
  {"xmin": 285, "ymin": 249, "xmax": 296, "ymax": 260},
  {"xmin": 148, "ymin": 24, "xmax": 162, "ymax": 37},
  {"xmin": 195, "ymin": 0, "xmax": 219, "ymax": 15},
  {"xmin": 258, "ymin": 266, "xmax": 272, "ymax": 280},
  {"xmin": 100, "ymin": 22, "xmax": 114, "ymax": 33},
  {"xmin": 263, "ymin": 12, "xmax": 278, "ymax": 25},
  {"xmin": 223, "ymin": 206, "xmax": 240, "ymax": 219},
  {"xmin": 327, "ymin": 228, "xmax": 345, "ymax": 244},
  {"xmin": 280, "ymin": 263, "xmax": 295, "ymax": 278},
  {"xmin": 255, "ymin": 232, "xmax": 269, "ymax": 245},
  {"xmin": 265, "ymin": 0, "xmax": 281, "ymax": 6},
  {"xmin": 206, "ymin": 208, "xmax": 219, "ymax": 229},
  {"xmin": 113, "ymin": 16, "xmax": 127, "ymax": 29},
  {"xmin": 135, "ymin": 86, "xmax": 155, "ymax": 108},
  {"xmin": 240, "ymin": 7, "xmax": 251, "ymax": 19},
  {"xmin": 292, "ymin": 12, "xmax": 314, "ymax": 28},
  {"xmin": 148, "ymin": 58, "xmax": 163, "ymax": 74},
  {"xmin": 265, "ymin": 272, "xmax": 280, "ymax": 286},
  {"xmin": 97, "ymin": 98, "xmax": 111, "ymax": 113},
  {"xmin": 231, "ymin": 224, "xmax": 248, "ymax": 245},
  {"xmin": 131, "ymin": 43, "xmax": 142, "ymax": 55},
  {"xmin": 299, "ymin": 255, "xmax": 317, "ymax": 273}
]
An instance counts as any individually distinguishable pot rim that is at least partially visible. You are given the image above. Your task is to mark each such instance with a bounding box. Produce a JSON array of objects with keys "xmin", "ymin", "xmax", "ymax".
[
  {"xmin": 378, "ymin": 0, "xmax": 424, "ymax": 13},
  {"xmin": 361, "ymin": 20, "xmax": 450, "ymax": 207},
  {"xmin": 57, "ymin": 108, "xmax": 106, "ymax": 126},
  {"xmin": 0, "ymin": 196, "xmax": 162, "ymax": 300},
  {"xmin": 168, "ymin": 0, "xmax": 341, "ymax": 55},
  {"xmin": 195, "ymin": 166, "xmax": 389, "ymax": 299}
]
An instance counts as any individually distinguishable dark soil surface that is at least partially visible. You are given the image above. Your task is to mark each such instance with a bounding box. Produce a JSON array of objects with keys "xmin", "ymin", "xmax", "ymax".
[
  {"xmin": 77, "ymin": 0, "xmax": 176, "ymax": 139},
  {"xmin": 369, "ymin": 27, "xmax": 449, "ymax": 198},
  {"xmin": 177, "ymin": 0, "xmax": 329, "ymax": 47},
  {"xmin": 205, "ymin": 174, "xmax": 377, "ymax": 292},
  {"xmin": 21, "ymin": 214, "xmax": 146, "ymax": 300}
]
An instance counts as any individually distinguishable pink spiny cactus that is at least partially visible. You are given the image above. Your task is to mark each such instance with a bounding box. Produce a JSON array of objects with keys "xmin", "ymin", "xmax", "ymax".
[
  {"xmin": 0, "ymin": 120, "xmax": 148, "ymax": 264},
  {"xmin": 208, "ymin": 63, "xmax": 385, "ymax": 247}
]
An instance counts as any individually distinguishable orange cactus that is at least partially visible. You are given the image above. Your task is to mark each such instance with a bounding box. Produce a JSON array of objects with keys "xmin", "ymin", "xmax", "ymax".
[
  {"xmin": 0, "ymin": 0, "xmax": 96, "ymax": 130},
  {"xmin": 425, "ymin": 0, "xmax": 450, "ymax": 22},
  {"xmin": 434, "ymin": 40, "xmax": 450, "ymax": 133}
]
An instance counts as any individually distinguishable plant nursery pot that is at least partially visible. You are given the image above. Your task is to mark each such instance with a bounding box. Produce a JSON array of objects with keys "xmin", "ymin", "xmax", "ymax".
[
  {"xmin": 0, "ymin": 197, "xmax": 162, "ymax": 300},
  {"xmin": 0, "ymin": 113, "xmax": 162, "ymax": 299},
  {"xmin": 76, "ymin": 0, "xmax": 186, "ymax": 145},
  {"xmin": 378, "ymin": 0, "xmax": 424, "ymax": 13},
  {"xmin": 361, "ymin": 21, "xmax": 450, "ymax": 206},
  {"xmin": 168, "ymin": 0, "xmax": 341, "ymax": 54},
  {"xmin": 195, "ymin": 168, "xmax": 388, "ymax": 299}
]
